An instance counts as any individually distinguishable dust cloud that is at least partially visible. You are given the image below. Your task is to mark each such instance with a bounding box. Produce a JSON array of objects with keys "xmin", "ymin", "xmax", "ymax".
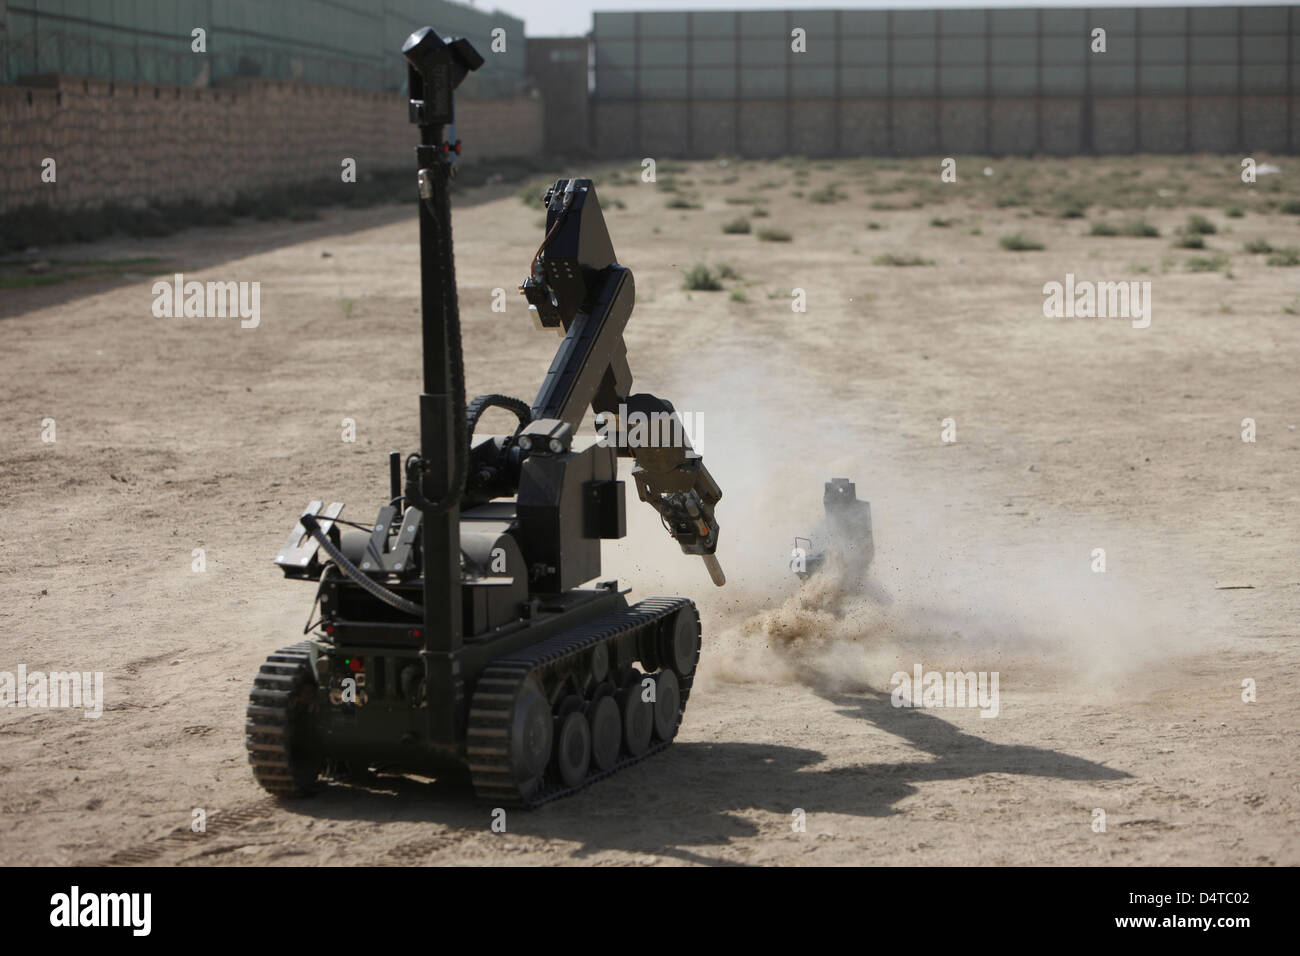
[{"xmin": 601, "ymin": 354, "xmax": 1229, "ymax": 700}]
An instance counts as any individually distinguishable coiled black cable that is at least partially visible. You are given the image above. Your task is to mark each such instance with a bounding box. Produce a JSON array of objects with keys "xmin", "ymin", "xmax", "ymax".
[{"xmin": 299, "ymin": 513, "xmax": 423, "ymax": 617}]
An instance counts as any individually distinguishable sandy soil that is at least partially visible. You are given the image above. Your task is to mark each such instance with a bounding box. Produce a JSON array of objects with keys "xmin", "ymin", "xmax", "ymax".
[{"xmin": 1, "ymin": 155, "xmax": 1298, "ymax": 866}]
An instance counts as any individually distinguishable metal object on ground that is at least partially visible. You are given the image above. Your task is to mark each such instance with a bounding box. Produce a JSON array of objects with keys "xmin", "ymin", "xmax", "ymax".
[{"xmin": 793, "ymin": 478, "xmax": 874, "ymax": 581}]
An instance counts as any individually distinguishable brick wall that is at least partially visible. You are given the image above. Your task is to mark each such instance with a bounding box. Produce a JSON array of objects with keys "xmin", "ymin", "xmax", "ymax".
[{"xmin": 0, "ymin": 74, "xmax": 543, "ymax": 214}]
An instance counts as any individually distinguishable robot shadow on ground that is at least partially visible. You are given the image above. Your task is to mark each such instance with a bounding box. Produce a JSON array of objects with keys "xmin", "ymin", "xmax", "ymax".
[{"xmin": 285, "ymin": 688, "xmax": 1129, "ymax": 864}]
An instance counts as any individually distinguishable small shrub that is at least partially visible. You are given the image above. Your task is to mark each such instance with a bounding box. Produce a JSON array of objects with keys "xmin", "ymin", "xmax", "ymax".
[
  {"xmin": 1173, "ymin": 234, "xmax": 1205, "ymax": 249},
  {"xmin": 1279, "ymin": 199, "xmax": 1300, "ymax": 215},
  {"xmin": 1052, "ymin": 193, "xmax": 1089, "ymax": 218},
  {"xmin": 873, "ymin": 252, "xmax": 935, "ymax": 266},
  {"xmin": 1122, "ymin": 219, "xmax": 1160, "ymax": 238},
  {"xmin": 722, "ymin": 217, "xmax": 751, "ymax": 234},
  {"xmin": 1224, "ymin": 205, "xmax": 1245, "ymax": 218},
  {"xmin": 999, "ymin": 232, "xmax": 1045, "ymax": 251},
  {"xmin": 756, "ymin": 227, "xmax": 791, "ymax": 242},
  {"xmin": 809, "ymin": 185, "xmax": 844, "ymax": 204},
  {"xmin": 518, "ymin": 181, "xmax": 550, "ymax": 206},
  {"xmin": 666, "ymin": 196, "xmax": 700, "ymax": 210},
  {"xmin": 929, "ymin": 217, "xmax": 952, "ymax": 228},
  {"xmin": 682, "ymin": 264, "xmax": 722, "ymax": 290},
  {"xmin": 1186, "ymin": 213, "xmax": 1217, "ymax": 235},
  {"xmin": 1089, "ymin": 220, "xmax": 1119, "ymax": 236},
  {"xmin": 729, "ymin": 289, "xmax": 748, "ymax": 302},
  {"xmin": 1243, "ymin": 238, "xmax": 1273, "ymax": 254},
  {"xmin": 1266, "ymin": 247, "xmax": 1300, "ymax": 266},
  {"xmin": 716, "ymin": 263, "xmax": 740, "ymax": 279},
  {"xmin": 1185, "ymin": 253, "xmax": 1229, "ymax": 272}
]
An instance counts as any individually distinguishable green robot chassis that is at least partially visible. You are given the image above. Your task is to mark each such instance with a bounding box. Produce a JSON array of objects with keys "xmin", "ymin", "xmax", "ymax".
[{"xmin": 245, "ymin": 26, "xmax": 724, "ymax": 808}]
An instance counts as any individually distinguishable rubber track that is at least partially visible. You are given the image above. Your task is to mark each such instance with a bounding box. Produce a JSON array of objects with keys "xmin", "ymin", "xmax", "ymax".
[
  {"xmin": 466, "ymin": 597, "xmax": 700, "ymax": 807},
  {"xmin": 245, "ymin": 641, "xmax": 316, "ymax": 796}
]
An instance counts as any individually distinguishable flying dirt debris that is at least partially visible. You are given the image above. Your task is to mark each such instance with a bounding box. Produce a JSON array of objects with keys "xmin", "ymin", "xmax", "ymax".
[
  {"xmin": 245, "ymin": 26, "xmax": 724, "ymax": 808},
  {"xmin": 793, "ymin": 478, "xmax": 874, "ymax": 582}
]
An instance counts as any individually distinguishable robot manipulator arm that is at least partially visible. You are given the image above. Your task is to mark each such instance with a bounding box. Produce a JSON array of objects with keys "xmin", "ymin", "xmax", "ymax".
[{"xmin": 521, "ymin": 178, "xmax": 725, "ymax": 586}]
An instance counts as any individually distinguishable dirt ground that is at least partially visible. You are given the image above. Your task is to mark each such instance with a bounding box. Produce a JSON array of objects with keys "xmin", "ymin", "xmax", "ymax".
[{"xmin": 1, "ymin": 154, "xmax": 1298, "ymax": 866}]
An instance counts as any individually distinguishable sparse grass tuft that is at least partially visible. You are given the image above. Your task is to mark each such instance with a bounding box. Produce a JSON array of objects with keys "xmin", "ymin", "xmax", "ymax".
[
  {"xmin": 722, "ymin": 217, "xmax": 751, "ymax": 234},
  {"xmin": 1224, "ymin": 205, "xmax": 1245, "ymax": 218},
  {"xmin": 1185, "ymin": 253, "xmax": 1230, "ymax": 273},
  {"xmin": 1243, "ymin": 238, "xmax": 1273, "ymax": 254},
  {"xmin": 518, "ymin": 180, "xmax": 551, "ymax": 206},
  {"xmin": 1185, "ymin": 213, "xmax": 1217, "ymax": 235},
  {"xmin": 666, "ymin": 196, "xmax": 700, "ymax": 210},
  {"xmin": 1122, "ymin": 219, "xmax": 1161, "ymax": 238},
  {"xmin": 929, "ymin": 217, "xmax": 952, "ymax": 228},
  {"xmin": 1266, "ymin": 247, "xmax": 1300, "ymax": 267},
  {"xmin": 873, "ymin": 252, "xmax": 935, "ymax": 266},
  {"xmin": 1051, "ymin": 189, "xmax": 1092, "ymax": 218},
  {"xmin": 1173, "ymin": 234, "xmax": 1205, "ymax": 249},
  {"xmin": 808, "ymin": 184, "xmax": 846, "ymax": 204},
  {"xmin": 756, "ymin": 227, "xmax": 791, "ymax": 242},
  {"xmin": 682, "ymin": 264, "xmax": 723, "ymax": 291},
  {"xmin": 999, "ymin": 232, "xmax": 1045, "ymax": 251}
]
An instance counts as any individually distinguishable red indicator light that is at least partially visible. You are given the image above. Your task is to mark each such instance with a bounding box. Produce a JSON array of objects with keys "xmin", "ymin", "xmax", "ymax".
[
  {"xmin": 412, "ymin": 629, "xmax": 422, "ymax": 639},
  {"xmin": 349, "ymin": 658, "xmax": 364, "ymax": 672}
]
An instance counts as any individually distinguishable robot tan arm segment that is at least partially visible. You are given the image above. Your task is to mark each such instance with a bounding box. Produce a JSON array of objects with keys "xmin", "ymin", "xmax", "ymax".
[
  {"xmin": 596, "ymin": 394, "xmax": 725, "ymax": 586},
  {"xmin": 520, "ymin": 178, "xmax": 724, "ymax": 584}
]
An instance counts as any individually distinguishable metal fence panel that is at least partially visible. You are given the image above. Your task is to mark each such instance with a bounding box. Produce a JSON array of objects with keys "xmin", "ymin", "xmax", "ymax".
[{"xmin": 592, "ymin": 5, "xmax": 1298, "ymax": 105}]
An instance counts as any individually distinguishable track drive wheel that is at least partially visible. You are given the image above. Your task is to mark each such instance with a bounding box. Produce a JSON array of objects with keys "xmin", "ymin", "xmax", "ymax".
[{"xmin": 245, "ymin": 644, "xmax": 324, "ymax": 797}]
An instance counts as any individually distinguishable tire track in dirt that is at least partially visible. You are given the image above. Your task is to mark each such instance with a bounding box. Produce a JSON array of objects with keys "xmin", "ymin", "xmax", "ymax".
[{"xmin": 95, "ymin": 799, "xmax": 279, "ymax": 866}]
